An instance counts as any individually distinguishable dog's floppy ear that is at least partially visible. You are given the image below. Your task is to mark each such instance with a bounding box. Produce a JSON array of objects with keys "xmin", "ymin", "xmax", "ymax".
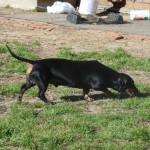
[
  {"xmin": 118, "ymin": 77, "xmax": 126, "ymax": 91},
  {"xmin": 118, "ymin": 77, "xmax": 125, "ymax": 85}
]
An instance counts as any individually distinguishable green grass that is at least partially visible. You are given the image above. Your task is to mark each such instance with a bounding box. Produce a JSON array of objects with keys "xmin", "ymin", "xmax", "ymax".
[
  {"xmin": 0, "ymin": 83, "xmax": 21, "ymax": 95},
  {"xmin": 1, "ymin": 44, "xmax": 149, "ymax": 75},
  {"xmin": 58, "ymin": 47, "xmax": 150, "ymax": 71},
  {"xmin": 0, "ymin": 42, "xmax": 38, "ymax": 74},
  {"xmin": 0, "ymin": 83, "xmax": 39, "ymax": 97},
  {"xmin": 1, "ymin": 99, "xmax": 150, "ymax": 150},
  {"xmin": 0, "ymin": 43, "xmax": 150, "ymax": 150},
  {"xmin": 0, "ymin": 44, "xmax": 7, "ymax": 54}
]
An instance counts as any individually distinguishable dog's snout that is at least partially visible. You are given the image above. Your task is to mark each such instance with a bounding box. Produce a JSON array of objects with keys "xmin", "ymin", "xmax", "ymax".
[{"xmin": 126, "ymin": 87, "xmax": 139, "ymax": 96}]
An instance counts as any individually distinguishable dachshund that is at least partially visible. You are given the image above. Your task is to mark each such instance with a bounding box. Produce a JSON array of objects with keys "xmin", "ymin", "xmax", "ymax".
[{"xmin": 6, "ymin": 45, "xmax": 139, "ymax": 103}]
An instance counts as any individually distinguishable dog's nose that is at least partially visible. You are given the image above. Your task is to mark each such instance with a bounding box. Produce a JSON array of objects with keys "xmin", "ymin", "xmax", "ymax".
[{"xmin": 126, "ymin": 87, "xmax": 140, "ymax": 96}]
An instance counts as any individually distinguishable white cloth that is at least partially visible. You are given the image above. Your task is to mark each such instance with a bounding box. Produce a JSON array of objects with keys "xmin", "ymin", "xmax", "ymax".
[{"xmin": 47, "ymin": 1, "xmax": 75, "ymax": 14}]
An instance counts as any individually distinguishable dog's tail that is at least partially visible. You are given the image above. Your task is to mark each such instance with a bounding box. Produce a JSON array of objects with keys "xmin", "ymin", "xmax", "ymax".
[{"xmin": 6, "ymin": 45, "xmax": 35, "ymax": 64}]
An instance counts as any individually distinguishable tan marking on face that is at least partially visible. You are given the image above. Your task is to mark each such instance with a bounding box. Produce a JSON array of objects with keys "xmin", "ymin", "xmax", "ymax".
[
  {"xmin": 126, "ymin": 88, "xmax": 135, "ymax": 96},
  {"xmin": 26, "ymin": 64, "xmax": 33, "ymax": 76}
]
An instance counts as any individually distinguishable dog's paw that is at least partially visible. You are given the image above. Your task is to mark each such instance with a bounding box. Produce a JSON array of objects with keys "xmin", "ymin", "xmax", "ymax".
[{"xmin": 84, "ymin": 95, "xmax": 94, "ymax": 102}]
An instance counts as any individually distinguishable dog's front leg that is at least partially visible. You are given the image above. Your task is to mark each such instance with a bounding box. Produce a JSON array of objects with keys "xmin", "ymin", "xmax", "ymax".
[
  {"xmin": 83, "ymin": 89, "xmax": 94, "ymax": 102},
  {"xmin": 37, "ymin": 82, "xmax": 55, "ymax": 104},
  {"xmin": 37, "ymin": 86, "xmax": 49, "ymax": 103},
  {"xmin": 37, "ymin": 90, "xmax": 55, "ymax": 104}
]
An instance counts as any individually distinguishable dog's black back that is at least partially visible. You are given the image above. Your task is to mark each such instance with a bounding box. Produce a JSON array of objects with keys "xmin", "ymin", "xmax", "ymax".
[{"xmin": 31, "ymin": 58, "xmax": 118, "ymax": 89}]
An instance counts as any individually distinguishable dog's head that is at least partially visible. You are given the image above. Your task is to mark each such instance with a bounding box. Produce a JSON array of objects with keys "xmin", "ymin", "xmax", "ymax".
[{"xmin": 113, "ymin": 73, "xmax": 139, "ymax": 96}]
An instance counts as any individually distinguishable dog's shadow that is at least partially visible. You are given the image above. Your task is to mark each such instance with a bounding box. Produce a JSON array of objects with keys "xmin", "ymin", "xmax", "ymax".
[{"xmin": 60, "ymin": 92, "xmax": 150, "ymax": 102}]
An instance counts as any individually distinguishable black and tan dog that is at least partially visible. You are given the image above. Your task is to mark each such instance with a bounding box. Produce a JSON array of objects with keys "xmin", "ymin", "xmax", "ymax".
[{"xmin": 6, "ymin": 45, "xmax": 139, "ymax": 103}]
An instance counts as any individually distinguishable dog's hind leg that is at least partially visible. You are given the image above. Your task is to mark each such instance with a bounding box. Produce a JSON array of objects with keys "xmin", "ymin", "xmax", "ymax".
[
  {"xmin": 19, "ymin": 77, "xmax": 35, "ymax": 101},
  {"xmin": 83, "ymin": 89, "xmax": 94, "ymax": 102},
  {"xmin": 30, "ymin": 70, "xmax": 54, "ymax": 104}
]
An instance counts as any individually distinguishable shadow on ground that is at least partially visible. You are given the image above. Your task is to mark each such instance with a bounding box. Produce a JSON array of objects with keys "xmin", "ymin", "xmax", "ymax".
[{"xmin": 60, "ymin": 92, "xmax": 150, "ymax": 102}]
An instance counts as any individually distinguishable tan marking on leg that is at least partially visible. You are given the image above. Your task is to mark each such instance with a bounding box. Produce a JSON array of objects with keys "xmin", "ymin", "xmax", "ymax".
[
  {"xmin": 83, "ymin": 89, "xmax": 94, "ymax": 102},
  {"xmin": 26, "ymin": 64, "xmax": 33, "ymax": 76}
]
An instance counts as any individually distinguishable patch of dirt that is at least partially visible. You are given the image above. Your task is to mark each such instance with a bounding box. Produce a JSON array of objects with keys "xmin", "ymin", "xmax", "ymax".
[
  {"xmin": 84, "ymin": 101, "xmax": 101, "ymax": 114},
  {"xmin": 0, "ymin": 73, "xmax": 25, "ymax": 84},
  {"xmin": 0, "ymin": 8, "xmax": 150, "ymax": 114}
]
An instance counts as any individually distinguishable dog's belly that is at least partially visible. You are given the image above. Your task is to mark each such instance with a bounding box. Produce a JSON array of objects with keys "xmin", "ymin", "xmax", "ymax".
[
  {"xmin": 49, "ymin": 74, "xmax": 104, "ymax": 90},
  {"xmin": 49, "ymin": 78, "xmax": 75, "ymax": 87}
]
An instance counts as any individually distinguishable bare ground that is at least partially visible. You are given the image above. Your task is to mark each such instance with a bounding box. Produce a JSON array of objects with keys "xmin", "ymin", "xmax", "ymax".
[{"xmin": 0, "ymin": 8, "xmax": 150, "ymax": 114}]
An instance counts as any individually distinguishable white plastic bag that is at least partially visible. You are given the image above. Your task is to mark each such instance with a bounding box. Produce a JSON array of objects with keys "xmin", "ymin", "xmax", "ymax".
[{"xmin": 47, "ymin": 1, "xmax": 75, "ymax": 14}]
